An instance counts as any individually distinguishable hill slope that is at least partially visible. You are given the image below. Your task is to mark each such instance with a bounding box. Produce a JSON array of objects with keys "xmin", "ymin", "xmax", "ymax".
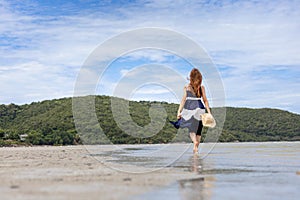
[{"xmin": 0, "ymin": 96, "xmax": 299, "ymax": 146}]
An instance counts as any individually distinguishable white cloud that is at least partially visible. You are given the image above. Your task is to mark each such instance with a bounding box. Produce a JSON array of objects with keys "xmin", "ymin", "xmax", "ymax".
[
  {"xmin": 0, "ymin": 61, "xmax": 75, "ymax": 104},
  {"xmin": 0, "ymin": 0, "xmax": 299, "ymax": 113},
  {"xmin": 119, "ymin": 49, "xmax": 176, "ymax": 63},
  {"xmin": 134, "ymin": 88, "xmax": 169, "ymax": 95},
  {"xmin": 120, "ymin": 69, "xmax": 130, "ymax": 77}
]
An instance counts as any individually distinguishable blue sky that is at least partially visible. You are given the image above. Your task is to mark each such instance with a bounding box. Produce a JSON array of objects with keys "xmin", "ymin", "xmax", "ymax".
[{"xmin": 0, "ymin": 0, "xmax": 299, "ymax": 113}]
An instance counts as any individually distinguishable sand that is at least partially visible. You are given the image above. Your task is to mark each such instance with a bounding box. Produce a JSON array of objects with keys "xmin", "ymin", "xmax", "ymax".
[{"xmin": 0, "ymin": 145, "xmax": 196, "ymax": 200}]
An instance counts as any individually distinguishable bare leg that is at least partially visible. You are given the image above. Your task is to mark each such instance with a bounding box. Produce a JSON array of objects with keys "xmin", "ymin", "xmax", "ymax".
[
  {"xmin": 189, "ymin": 132, "xmax": 197, "ymax": 153},
  {"xmin": 195, "ymin": 135, "xmax": 201, "ymax": 152}
]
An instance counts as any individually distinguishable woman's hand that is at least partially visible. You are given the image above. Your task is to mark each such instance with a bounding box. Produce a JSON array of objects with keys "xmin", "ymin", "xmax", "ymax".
[
  {"xmin": 201, "ymin": 85, "xmax": 211, "ymax": 114},
  {"xmin": 177, "ymin": 86, "xmax": 186, "ymax": 120},
  {"xmin": 177, "ymin": 113, "xmax": 182, "ymax": 119}
]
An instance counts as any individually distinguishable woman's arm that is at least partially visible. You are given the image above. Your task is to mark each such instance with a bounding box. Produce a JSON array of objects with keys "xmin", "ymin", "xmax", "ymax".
[
  {"xmin": 201, "ymin": 85, "xmax": 211, "ymax": 114},
  {"xmin": 177, "ymin": 86, "xmax": 187, "ymax": 119}
]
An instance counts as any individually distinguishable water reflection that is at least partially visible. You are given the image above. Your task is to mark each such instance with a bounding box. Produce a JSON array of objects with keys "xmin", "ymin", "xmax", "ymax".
[
  {"xmin": 131, "ymin": 142, "xmax": 300, "ymax": 200},
  {"xmin": 178, "ymin": 155, "xmax": 215, "ymax": 200},
  {"xmin": 189, "ymin": 154, "xmax": 202, "ymax": 173}
]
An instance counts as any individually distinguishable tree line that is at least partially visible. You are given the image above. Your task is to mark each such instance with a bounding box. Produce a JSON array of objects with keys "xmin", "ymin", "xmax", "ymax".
[{"xmin": 0, "ymin": 96, "xmax": 299, "ymax": 146}]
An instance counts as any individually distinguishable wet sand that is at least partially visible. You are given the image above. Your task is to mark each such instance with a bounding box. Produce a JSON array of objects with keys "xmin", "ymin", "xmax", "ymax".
[
  {"xmin": 0, "ymin": 145, "xmax": 196, "ymax": 200},
  {"xmin": 1, "ymin": 142, "xmax": 300, "ymax": 200}
]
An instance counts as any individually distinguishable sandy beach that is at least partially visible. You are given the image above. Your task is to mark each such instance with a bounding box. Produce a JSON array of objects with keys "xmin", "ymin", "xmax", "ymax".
[
  {"xmin": 1, "ymin": 142, "xmax": 300, "ymax": 200},
  {"xmin": 0, "ymin": 145, "xmax": 197, "ymax": 200}
]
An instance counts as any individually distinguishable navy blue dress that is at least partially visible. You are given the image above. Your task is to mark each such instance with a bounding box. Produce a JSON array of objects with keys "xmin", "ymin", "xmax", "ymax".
[{"xmin": 169, "ymin": 87, "xmax": 205, "ymax": 135}]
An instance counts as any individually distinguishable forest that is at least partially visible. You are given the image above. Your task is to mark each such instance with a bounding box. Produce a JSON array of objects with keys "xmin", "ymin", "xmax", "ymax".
[{"xmin": 0, "ymin": 95, "xmax": 299, "ymax": 146}]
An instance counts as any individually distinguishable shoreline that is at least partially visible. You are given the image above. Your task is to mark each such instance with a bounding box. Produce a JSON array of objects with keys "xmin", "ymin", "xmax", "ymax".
[
  {"xmin": 1, "ymin": 140, "xmax": 300, "ymax": 148},
  {"xmin": 0, "ymin": 145, "xmax": 200, "ymax": 200},
  {"xmin": 1, "ymin": 143, "xmax": 299, "ymax": 199}
]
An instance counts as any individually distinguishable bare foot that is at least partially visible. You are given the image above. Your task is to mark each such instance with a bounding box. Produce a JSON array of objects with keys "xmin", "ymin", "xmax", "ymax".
[{"xmin": 193, "ymin": 148, "xmax": 198, "ymax": 154}]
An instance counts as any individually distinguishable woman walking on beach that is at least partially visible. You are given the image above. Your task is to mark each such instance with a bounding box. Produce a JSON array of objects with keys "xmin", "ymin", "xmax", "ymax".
[{"xmin": 176, "ymin": 68, "xmax": 212, "ymax": 153}]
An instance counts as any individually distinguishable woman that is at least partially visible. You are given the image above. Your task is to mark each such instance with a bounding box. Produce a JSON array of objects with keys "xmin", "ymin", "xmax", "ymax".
[{"xmin": 177, "ymin": 68, "xmax": 211, "ymax": 153}]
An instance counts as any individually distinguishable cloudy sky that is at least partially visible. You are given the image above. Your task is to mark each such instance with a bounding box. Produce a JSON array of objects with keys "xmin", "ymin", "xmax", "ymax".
[{"xmin": 0, "ymin": 0, "xmax": 299, "ymax": 113}]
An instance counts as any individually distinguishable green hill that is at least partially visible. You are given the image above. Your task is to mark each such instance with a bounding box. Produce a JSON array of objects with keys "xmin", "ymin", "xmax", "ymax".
[{"xmin": 0, "ymin": 96, "xmax": 299, "ymax": 146}]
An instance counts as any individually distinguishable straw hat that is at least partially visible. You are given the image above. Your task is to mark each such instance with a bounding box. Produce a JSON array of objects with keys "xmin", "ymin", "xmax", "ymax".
[{"xmin": 201, "ymin": 113, "xmax": 216, "ymax": 128}]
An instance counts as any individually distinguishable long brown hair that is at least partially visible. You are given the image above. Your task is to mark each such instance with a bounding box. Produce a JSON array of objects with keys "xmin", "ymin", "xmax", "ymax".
[{"xmin": 189, "ymin": 68, "xmax": 202, "ymax": 97}]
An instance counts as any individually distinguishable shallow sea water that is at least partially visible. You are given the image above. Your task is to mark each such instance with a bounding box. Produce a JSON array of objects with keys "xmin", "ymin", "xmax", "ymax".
[{"xmin": 91, "ymin": 142, "xmax": 300, "ymax": 200}]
